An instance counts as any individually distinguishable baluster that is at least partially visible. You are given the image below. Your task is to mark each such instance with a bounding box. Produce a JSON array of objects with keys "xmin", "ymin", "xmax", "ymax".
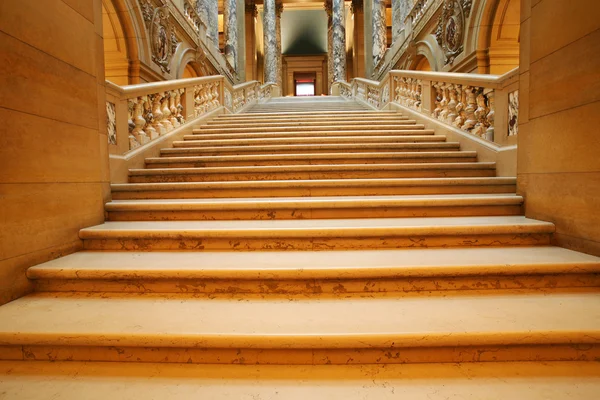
[
  {"xmin": 130, "ymin": 96, "xmax": 148, "ymax": 145},
  {"xmin": 143, "ymin": 96, "xmax": 158, "ymax": 140},
  {"xmin": 472, "ymin": 91, "xmax": 490, "ymax": 137},
  {"xmin": 461, "ymin": 86, "xmax": 478, "ymax": 132},
  {"xmin": 414, "ymin": 81, "xmax": 422, "ymax": 111},
  {"xmin": 176, "ymin": 89, "xmax": 185, "ymax": 124},
  {"xmin": 446, "ymin": 84, "xmax": 458, "ymax": 124},
  {"xmin": 150, "ymin": 93, "xmax": 165, "ymax": 135},
  {"xmin": 438, "ymin": 84, "xmax": 450, "ymax": 122},
  {"xmin": 453, "ymin": 85, "xmax": 465, "ymax": 127},
  {"xmin": 161, "ymin": 93, "xmax": 173, "ymax": 132},
  {"xmin": 432, "ymin": 83, "xmax": 443, "ymax": 118},
  {"xmin": 485, "ymin": 90, "xmax": 495, "ymax": 141}
]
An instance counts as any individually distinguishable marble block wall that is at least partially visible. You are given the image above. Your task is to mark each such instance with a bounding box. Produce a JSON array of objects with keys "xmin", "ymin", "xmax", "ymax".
[
  {"xmin": 518, "ymin": 0, "xmax": 600, "ymax": 256},
  {"xmin": 0, "ymin": 0, "xmax": 110, "ymax": 304}
]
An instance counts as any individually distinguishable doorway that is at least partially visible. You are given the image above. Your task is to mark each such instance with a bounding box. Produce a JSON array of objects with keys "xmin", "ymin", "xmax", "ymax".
[{"xmin": 294, "ymin": 72, "xmax": 316, "ymax": 96}]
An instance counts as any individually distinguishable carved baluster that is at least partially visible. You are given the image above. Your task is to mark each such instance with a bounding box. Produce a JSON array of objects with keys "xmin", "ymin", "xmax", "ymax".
[
  {"xmin": 485, "ymin": 90, "xmax": 495, "ymax": 141},
  {"xmin": 461, "ymin": 86, "xmax": 478, "ymax": 132},
  {"xmin": 150, "ymin": 93, "xmax": 165, "ymax": 135},
  {"xmin": 432, "ymin": 83, "xmax": 443, "ymax": 118},
  {"xmin": 168, "ymin": 91, "xmax": 179, "ymax": 128},
  {"xmin": 415, "ymin": 81, "xmax": 422, "ymax": 111},
  {"xmin": 453, "ymin": 85, "xmax": 465, "ymax": 127},
  {"xmin": 446, "ymin": 84, "xmax": 458, "ymax": 124},
  {"xmin": 161, "ymin": 93, "xmax": 173, "ymax": 132},
  {"xmin": 176, "ymin": 89, "xmax": 185, "ymax": 124},
  {"xmin": 142, "ymin": 96, "xmax": 157, "ymax": 140},
  {"xmin": 472, "ymin": 91, "xmax": 490, "ymax": 137},
  {"xmin": 438, "ymin": 84, "xmax": 450, "ymax": 122}
]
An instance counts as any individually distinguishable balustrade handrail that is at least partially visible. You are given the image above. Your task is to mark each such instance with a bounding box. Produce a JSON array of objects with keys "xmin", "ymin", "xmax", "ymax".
[
  {"xmin": 389, "ymin": 68, "xmax": 519, "ymax": 90},
  {"xmin": 106, "ymin": 75, "xmax": 224, "ymax": 98}
]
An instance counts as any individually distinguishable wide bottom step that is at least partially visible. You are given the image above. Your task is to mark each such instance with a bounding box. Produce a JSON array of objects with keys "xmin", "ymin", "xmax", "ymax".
[{"xmin": 2, "ymin": 361, "xmax": 599, "ymax": 400}]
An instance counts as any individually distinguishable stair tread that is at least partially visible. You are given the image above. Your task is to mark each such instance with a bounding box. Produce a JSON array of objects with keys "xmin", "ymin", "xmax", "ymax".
[
  {"xmin": 129, "ymin": 163, "xmax": 497, "ymax": 175},
  {"xmin": 1, "ymin": 361, "xmax": 598, "ymax": 400},
  {"xmin": 0, "ymin": 291, "xmax": 597, "ymax": 348},
  {"xmin": 112, "ymin": 177, "xmax": 516, "ymax": 191},
  {"xmin": 79, "ymin": 216, "xmax": 554, "ymax": 238},
  {"xmin": 168, "ymin": 142, "xmax": 457, "ymax": 151},
  {"xmin": 26, "ymin": 246, "xmax": 600, "ymax": 280},
  {"xmin": 149, "ymin": 151, "xmax": 476, "ymax": 163},
  {"xmin": 105, "ymin": 193, "xmax": 521, "ymax": 209}
]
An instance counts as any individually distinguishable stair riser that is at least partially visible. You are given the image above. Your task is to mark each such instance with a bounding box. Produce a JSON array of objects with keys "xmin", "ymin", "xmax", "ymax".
[
  {"xmin": 184, "ymin": 134, "xmax": 441, "ymax": 143},
  {"xmin": 110, "ymin": 185, "xmax": 517, "ymax": 200},
  {"xmin": 145, "ymin": 157, "xmax": 478, "ymax": 168},
  {"xmin": 201, "ymin": 121, "xmax": 418, "ymax": 129},
  {"xmin": 82, "ymin": 233, "xmax": 551, "ymax": 251},
  {"xmin": 32, "ymin": 273, "xmax": 599, "ymax": 294},
  {"xmin": 163, "ymin": 146, "xmax": 460, "ymax": 156},
  {"xmin": 1, "ymin": 344, "xmax": 596, "ymax": 364},
  {"xmin": 106, "ymin": 205, "xmax": 523, "ymax": 221},
  {"xmin": 128, "ymin": 170, "xmax": 496, "ymax": 183},
  {"xmin": 193, "ymin": 125, "xmax": 425, "ymax": 134},
  {"xmin": 207, "ymin": 118, "xmax": 412, "ymax": 125}
]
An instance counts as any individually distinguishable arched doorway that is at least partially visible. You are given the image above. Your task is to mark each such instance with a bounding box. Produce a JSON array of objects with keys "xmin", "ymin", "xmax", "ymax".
[
  {"xmin": 413, "ymin": 56, "xmax": 432, "ymax": 71},
  {"xmin": 477, "ymin": 0, "xmax": 520, "ymax": 74},
  {"xmin": 102, "ymin": 0, "xmax": 140, "ymax": 84}
]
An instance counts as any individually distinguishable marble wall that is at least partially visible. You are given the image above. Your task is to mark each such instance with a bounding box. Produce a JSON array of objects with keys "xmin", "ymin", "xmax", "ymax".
[
  {"xmin": 0, "ymin": 0, "xmax": 110, "ymax": 304},
  {"xmin": 263, "ymin": 0, "xmax": 278, "ymax": 84},
  {"xmin": 518, "ymin": 0, "xmax": 600, "ymax": 256}
]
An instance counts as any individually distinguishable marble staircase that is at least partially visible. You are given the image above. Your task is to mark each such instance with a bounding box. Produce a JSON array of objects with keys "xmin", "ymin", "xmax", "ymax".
[{"xmin": 1, "ymin": 98, "xmax": 600, "ymax": 398}]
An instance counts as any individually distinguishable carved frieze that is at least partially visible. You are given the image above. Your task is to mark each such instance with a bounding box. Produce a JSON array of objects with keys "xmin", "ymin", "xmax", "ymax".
[
  {"xmin": 435, "ymin": 0, "xmax": 472, "ymax": 65},
  {"xmin": 140, "ymin": 0, "xmax": 154, "ymax": 27}
]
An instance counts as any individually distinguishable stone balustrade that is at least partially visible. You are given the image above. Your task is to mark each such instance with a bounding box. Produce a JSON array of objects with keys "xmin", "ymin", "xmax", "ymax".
[
  {"xmin": 105, "ymin": 76, "xmax": 276, "ymax": 154},
  {"xmin": 182, "ymin": 0, "xmax": 206, "ymax": 35},
  {"xmin": 341, "ymin": 68, "xmax": 519, "ymax": 145}
]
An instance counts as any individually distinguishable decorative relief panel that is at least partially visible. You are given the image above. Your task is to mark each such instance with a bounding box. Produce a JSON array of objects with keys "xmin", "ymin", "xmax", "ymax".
[
  {"xmin": 151, "ymin": 6, "xmax": 177, "ymax": 73},
  {"xmin": 435, "ymin": 0, "xmax": 471, "ymax": 65},
  {"xmin": 106, "ymin": 102, "xmax": 117, "ymax": 145},
  {"xmin": 508, "ymin": 90, "xmax": 519, "ymax": 136}
]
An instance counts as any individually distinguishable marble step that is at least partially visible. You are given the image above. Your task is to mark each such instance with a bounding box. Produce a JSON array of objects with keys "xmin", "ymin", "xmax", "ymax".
[
  {"xmin": 165, "ymin": 142, "xmax": 461, "ymax": 156},
  {"xmin": 184, "ymin": 131, "xmax": 440, "ymax": 142},
  {"xmin": 191, "ymin": 124, "xmax": 424, "ymax": 134},
  {"xmin": 27, "ymin": 246, "xmax": 600, "ymax": 294},
  {"xmin": 127, "ymin": 163, "xmax": 497, "ymax": 183},
  {"xmin": 105, "ymin": 194, "xmax": 521, "ymax": 220},
  {"xmin": 78, "ymin": 216, "xmax": 553, "ymax": 251},
  {"xmin": 223, "ymin": 110, "xmax": 395, "ymax": 118},
  {"xmin": 202, "ymin": 118, "xmax": 416, "ymax": 128},
  {"xmin": 145, "ymin": 151, "xmax": 478, "ymax": 168},
  {"xmin": 110, "ymin": 177, "xmax": 516, "ymax": 200},
  {"xmin": 245, "ymin": 106, "xmax": 370, "ymax": 112},
  {"xmin": 207, "ymin": 115, "xmax": 412, "ymax": 124},
  {"xmin": 0, "ymin": 290, "xmax": 597, "ymax": 364},
  {"xmin": 1, "ymin": 361, "xmax": 599, "ymax": 399}
]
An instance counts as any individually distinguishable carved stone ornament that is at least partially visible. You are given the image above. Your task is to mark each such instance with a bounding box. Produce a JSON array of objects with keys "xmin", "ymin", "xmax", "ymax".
[
  {"xmin": 140, "ymin": 0, "xmax": 154, "ymax": 26},
  {"xmin": 435, "ymin": 0, "xmax": 472, "ymax": 65},
  {"xmin": 151, "ymin": 6, "xmax": 175, "ymax": 73}
]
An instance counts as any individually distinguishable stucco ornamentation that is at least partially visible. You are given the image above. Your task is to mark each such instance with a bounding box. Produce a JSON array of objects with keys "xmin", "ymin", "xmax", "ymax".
[{"xmin": 435, "ymin": 0, "xmax": 471, "ymax": 65}]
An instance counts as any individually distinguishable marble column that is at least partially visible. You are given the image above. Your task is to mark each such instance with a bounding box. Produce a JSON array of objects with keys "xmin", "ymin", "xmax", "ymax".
[
  {"xmin": 332, "ymin": 0, "xmax": 346, "ymax": 82},
  {"xmin": 324, "ymin": 0, "xmax": 333, "ymax": 92},
  {"xmin": 263, "ymin": 0, "xmax": 278, "ymax": 84},
  {"xmin": 392, "ymin": 0, "xmax": 411, "ymax": 43},
  {"xmin": 197, "ymin": 0, "xmax": 219, "ymax": 48},
  {"xmin": 276, "ymin": 1, "xmax": 284, "ymax": 88},
  {"xmin": 372, "ymin": 0, "xmax": 387, "ymax": 66},
  {"xmin": 223, "ymin": 0, "xmax": 238, "ymax": 70}
]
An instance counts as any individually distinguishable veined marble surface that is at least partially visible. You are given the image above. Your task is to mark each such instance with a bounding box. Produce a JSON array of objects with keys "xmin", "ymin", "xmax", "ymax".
[
  {"xmin": 263, "ymin": 0, "xmax": 278, "ymax": 84},
  {"xmin": 223, "ymin": 0, "xmax": 238, "ymax": 70},
  {"xmin": 372, "ymin": 0, "xmax": 387, "ymax": 66},
  {"xmin": 332, "ymin": 0, "xmax": 346, "ymax": 82}
]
